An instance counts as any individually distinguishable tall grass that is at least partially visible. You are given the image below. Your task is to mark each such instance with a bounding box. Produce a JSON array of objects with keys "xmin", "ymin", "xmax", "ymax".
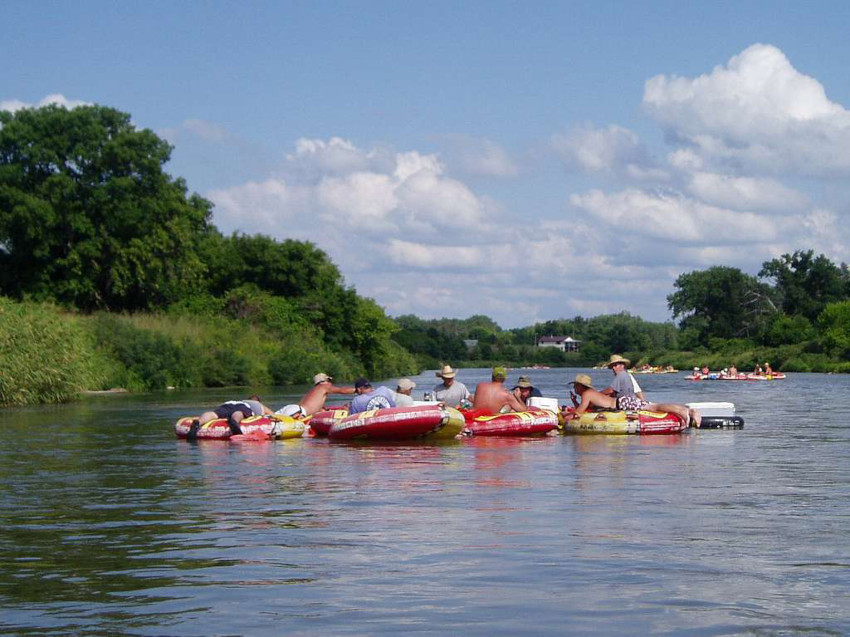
[{"xmin": 0, "ymin": 298, "xmax": 107, "ymax": 405}]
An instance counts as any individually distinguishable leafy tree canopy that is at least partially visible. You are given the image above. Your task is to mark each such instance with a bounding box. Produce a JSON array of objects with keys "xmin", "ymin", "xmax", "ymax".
[
  {"xmin": 0, "ymin": 104, "xmax": 212, "ymax": 310},
  {"xmin": 759, "ymin": 250, "xmax": 850, "ymax": 322},
  {"xmin": 667, "ymin": 266, "xmax": 775, "ymax": 345}
]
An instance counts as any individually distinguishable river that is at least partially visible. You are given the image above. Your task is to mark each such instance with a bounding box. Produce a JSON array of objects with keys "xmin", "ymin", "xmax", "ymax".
[{"xmin": 1, "ymin": 368, "xmax": 848, "ymax": 635}]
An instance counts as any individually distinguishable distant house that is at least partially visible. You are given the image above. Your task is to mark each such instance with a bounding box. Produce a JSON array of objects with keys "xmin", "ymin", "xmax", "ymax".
[
  {"xmin": 537, "ymin": 335, "xmax": 581, "ymax": 352},
  {"xmin": 463, "ymin": 339, "xmax": 478, "ymax": 349}
]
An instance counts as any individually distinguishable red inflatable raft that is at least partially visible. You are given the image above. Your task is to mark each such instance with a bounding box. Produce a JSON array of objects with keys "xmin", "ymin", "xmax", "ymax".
[
  {"xmin": 307, "ymin": 407, "xmax": 349, "ymax": 436},
  {"xmin": 462, "ymin": 408, "xmax": 559, "ymax": 436},
  {"xmin": 175, "ymin": 415, "xmax": 305, "ymax": 440},
  {"xmin": 327, "ymin": 404, "xmax": 465, "ymax": 441}
]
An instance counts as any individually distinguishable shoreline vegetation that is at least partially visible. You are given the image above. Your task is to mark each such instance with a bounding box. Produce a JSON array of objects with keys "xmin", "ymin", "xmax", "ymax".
[
  {"xmin": 2, "ymin": 105, "xmax": 850, "ymax": 407},
  {"xmin": 2, "ymin": 296, "xmax": 849, "ymax": 407}
]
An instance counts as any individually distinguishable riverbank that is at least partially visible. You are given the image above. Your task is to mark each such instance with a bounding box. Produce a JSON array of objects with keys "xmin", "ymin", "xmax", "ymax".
[{"xmin": 0, "ymin": 298, "xmax": 416, "ymax": 406}]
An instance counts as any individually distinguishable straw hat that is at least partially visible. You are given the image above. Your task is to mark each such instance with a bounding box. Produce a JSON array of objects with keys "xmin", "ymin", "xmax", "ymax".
[
  {"xmin": 436, "ymin": 365, "xmax": 457, "ymax": 379},
  {"xmin": 313, "ymin": 372, "xmax": 332, "ymax": 384},
  {"xmin": 517, "ymin": 375, "xmax": 532, "ymax": 388},
  {"xmin": 570, "ymin": 373, "xmax": 594, "ymax": 389},
  {"xmin": 606, "ymin": 354, "xmax": 630, "ymax": 368}
]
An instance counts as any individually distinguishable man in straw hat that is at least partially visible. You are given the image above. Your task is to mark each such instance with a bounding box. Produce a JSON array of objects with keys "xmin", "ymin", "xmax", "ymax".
[
  {"xmin": 432, "ymin": 364, "xmax": 471, "ymax": 408},
  {"xmin": 277, "ymin": 372, "xmax": 356, "ymax": 418},
  {"xmin": 566, "ymin": 355, "xmax": 701, "ymax": 427},
  {"xmin": 471, "ymin": 366, "xmax": 528, "ymax": 414},
  {"xmin": 511, "ymin": 375, "xmax": 543, "ymax": 406}
]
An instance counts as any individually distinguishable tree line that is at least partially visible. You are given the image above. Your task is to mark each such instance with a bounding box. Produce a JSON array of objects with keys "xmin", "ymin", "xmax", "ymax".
[{"xmin": 2, "ymin": 104, "xmax": 849, "ymax": 406}]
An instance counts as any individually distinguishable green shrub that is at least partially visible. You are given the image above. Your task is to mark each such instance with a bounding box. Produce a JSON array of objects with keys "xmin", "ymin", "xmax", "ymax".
[{"xmin": 91, "ymin": 314, "xmax": 200, "ymax": 390}]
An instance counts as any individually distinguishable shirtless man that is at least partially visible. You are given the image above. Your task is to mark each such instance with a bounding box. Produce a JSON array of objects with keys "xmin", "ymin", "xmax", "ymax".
[
  {"xmin": 471, "ymin": 366, "xmax": 528, "ymax": 414},
  {"xmin": 277, "ymin": 373, "xmax": 355, "ymax": 418}
]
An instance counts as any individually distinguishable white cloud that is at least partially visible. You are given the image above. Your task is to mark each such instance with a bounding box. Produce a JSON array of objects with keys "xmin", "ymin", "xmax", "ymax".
[
  {"xmin": 287, "ymin": 137, "xmax": 382, "ymax": 177},
  {"xmin": 551, "ymin": 123, "xmax": 666, "ymax": 181},
  {"xmin": 686, "ymin": 172, "xmax": 808, "ymax": 212},
  {"xmin": 0, "ymin": 93, "xmax": 91, "ymax": 113},
  {"xmin": 207, "ymin": 178, "xmax": 299, "ymax": 234},
  {"xmin": 644, "ymin": 43, "xmax": 850, "ymax": 176},
  {"xmin": 570, "ymin": 188, "xmax": 776, "ymax": 244},
  {"xmin": 317, "ymin": 172, "xmax": 398, "ymax": 226},
  {"xmin": 386, "ymin": 240, "xmax": 484, "ymax": 269}
]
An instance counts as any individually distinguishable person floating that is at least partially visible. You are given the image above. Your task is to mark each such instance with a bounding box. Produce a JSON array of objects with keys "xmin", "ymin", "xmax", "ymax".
[
  {"xmin": 393, "ymin": 378, "xmax": 416, "ymax": 407},
  {"xmin": 564, "ymin": 355, "xmax": 701, "ymax": 427},
  {"xmin": 277, "ymin": 373, "xmax": 356, "ymax": 418},
  {"xmin": 471, "ymin": 366, "xmax": 528, "ymax": 414},
  {"xmin": 348, "ymin": 378, "xmax": 397, "ymax": 414},
  {"xmin": 188, "ymin": 395, "xmax": 274, "ymax": 440},
  {"xmin": 432, "ymin": 365, "xmax": 471, "ymax": 408},
  {"xmin": 511, "ymin": 375, "xmax": 542, "ymax": 406}
]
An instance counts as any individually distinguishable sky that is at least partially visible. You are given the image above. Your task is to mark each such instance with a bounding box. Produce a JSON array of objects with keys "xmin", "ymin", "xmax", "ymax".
[{"xmin": 4, "ymin": 1, "xmax": 850, "ymax": 328}]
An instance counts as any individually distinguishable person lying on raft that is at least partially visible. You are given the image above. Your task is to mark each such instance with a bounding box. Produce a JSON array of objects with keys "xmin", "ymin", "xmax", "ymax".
[
  {"xmin": 470, "ymin": 366, "xmax": 529, "ymax": 415},
  {"xmin": 564, "ymin": 368, "xmax": 702, "ymax": 428},
  {"xmin": 278, "ymin": 373, "xmax": 356, "ymax": 418},
  {"xmin": 188, "ymin": 395, "xmax": 274, "ymax": 439},
  {"xmin": 348, "ymin": 378, "xmax": 396, "ymax": 414}
]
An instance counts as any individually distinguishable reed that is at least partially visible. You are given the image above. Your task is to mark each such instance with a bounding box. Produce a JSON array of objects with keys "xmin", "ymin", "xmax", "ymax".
[{"xmin": 0, "ymin": 298, "xmax": 106, "ymax": 405}]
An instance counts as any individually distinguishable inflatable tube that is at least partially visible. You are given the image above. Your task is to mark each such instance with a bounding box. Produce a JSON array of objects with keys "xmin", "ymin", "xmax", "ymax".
[
  {"xmin": 745, "ymin": 373, "xmax": 786, "ymax": 381},
  {"xmin": 175, "ymin": 415, "xmax": 306, "ymax": 440},
  {"xmin": 307, "ymin": 407, "xmax": 349, "ymax": 436},
  {"xmin": 687, "ymin": 373, "xmax": 785, "ymax": 381},
  {"xmin": 328, "ymin": 404, "xmax": 465, "ymax": 441},
  {"xmin": 561, "ymin": 409, "xmax": 687, "ymax": 435},
  {"xmin": 462, "ymin": 408, "xmax": 558, "ymax": 436}
]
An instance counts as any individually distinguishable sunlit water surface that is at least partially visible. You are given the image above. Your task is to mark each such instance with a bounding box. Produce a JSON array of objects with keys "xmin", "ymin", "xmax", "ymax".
[{"xmin": 1, "ymin": 369, "xmax": 848, "ymax": 635}]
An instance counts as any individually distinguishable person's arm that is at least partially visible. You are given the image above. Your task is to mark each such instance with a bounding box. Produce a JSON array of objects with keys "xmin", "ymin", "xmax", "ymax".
[
  {"xmin": 330, "ymin": 385, "xmax": 356, "ymax": 395},
  {"xmin": 261, "ymin": 403, "xmax": 274, "ymax": 415},
  {"xmin": 505, "ymin": 390, "xmax": 528, "ymax": 412},
  {"xmin": 574, "ymin": 392, "xmax": 593, "ymax": 415}
]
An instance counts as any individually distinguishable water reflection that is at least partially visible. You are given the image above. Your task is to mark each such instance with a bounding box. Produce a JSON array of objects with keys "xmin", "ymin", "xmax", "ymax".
[{"xmin": 1, "ymin": 373, "xmax": 850, "ymax": 635}]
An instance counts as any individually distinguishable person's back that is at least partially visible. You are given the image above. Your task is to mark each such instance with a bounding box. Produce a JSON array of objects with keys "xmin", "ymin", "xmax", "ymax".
[
  {"xmin": 349, "ymin": 385, "xmax": 396, "ymax": 414},
  {"xmin": 472, "ymin": 367, "xmax": 527, "ymax": 413}
]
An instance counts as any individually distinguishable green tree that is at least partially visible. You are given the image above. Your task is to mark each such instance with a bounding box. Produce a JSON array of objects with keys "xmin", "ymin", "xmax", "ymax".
[
  {"xmin": 759, "ymin": 250, "xmax": 850, "ymax": 322},
  {"xmin": 667, "ymin": 266, "xmax": 775, "ymax": 345},
  {"xmin": 818, "ymin": 301, "xmax": 850, "ymax": 359},
  {"xmin": 0, "ymin": 104, "xmax": 211, "ymax": 310}
]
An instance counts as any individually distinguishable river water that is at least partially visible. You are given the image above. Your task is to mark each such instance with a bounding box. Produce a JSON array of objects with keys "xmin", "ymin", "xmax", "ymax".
[{"xmin": 1, "ymin": 368, "xmax": 848, "ymax": 636}]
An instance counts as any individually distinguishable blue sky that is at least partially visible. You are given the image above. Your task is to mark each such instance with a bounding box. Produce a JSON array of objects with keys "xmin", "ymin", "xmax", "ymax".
[{"xmin": 4, "ymin": 1, "xmax": 850, "ymax": 327}]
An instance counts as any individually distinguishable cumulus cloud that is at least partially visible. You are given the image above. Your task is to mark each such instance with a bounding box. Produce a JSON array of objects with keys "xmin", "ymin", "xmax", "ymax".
[
  {"xmin": 197, "ymin": 44, "xmax": 850, "ymax": 326},
  {"xmin": 0, "ymin": 93, "xmax": 91, "ymax": 113},
  {"xmin": 686, "ymin": 172, "xmax": 808, "ymax": 212},
  {"xmin": 551, "ymin": 123, "xmax": 667, "ymax": 181},
  {"xmin": 570, "ymin": 188, "xmax": 776, "ymax": 245},
  {"xmin": 644, "ymin": 43, "xmax": 850, "ymax": 176}
]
